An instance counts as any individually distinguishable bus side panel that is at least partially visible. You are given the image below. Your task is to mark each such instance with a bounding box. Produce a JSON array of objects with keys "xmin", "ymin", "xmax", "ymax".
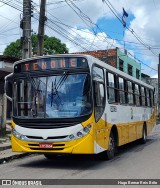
[
  {"xmin": 136, "ymin": 121, "xmax": 144, "ymax": 139},
  {"xmin": 128, "ymin": 122, "xmax": 137, "ymax": 143},
  {"xmin": 95, "ymin": 117, "xmax": 108, "ymax": 153},
  {"xmin": 117, "ymin": 123, "xmax": 129, "ymax": 146},
  {"xmin": 147, "ymin": 107, "xmax": 156, "ymax": 134}
]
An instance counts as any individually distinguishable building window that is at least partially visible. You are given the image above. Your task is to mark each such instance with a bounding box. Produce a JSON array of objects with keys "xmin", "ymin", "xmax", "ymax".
[
  {"xmin": 119, "ymin": 59, "xmax": 124, "ymax": 72},
  {"xmin": 128, "ymin": 64, "xmax": 133, "ymax": 76},
  {"xmin": 136, "ymin": 69, "xmax": 140, "ymax": 79}
]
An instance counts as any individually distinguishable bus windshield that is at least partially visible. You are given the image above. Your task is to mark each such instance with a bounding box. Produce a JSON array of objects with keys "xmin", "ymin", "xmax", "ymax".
[{"xmin": 13, "ymin": 73, "xmax": 92, "ymax": 119}]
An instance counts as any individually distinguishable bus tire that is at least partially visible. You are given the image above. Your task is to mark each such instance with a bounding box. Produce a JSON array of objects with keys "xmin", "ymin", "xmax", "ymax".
[
  {"xmin": 140, "ymin": 125, "xmax": 147, "ymax": 144},
  {"xmin": 106, "ymin": 132, "xmax": 116, "ymax": 160}
]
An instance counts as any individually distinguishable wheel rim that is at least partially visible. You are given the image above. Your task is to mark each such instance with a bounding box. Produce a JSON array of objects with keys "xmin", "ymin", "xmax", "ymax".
[
  {"xmin": 109, "ymin": 136, "xmax": 114, "ymax": 152},
  {"xmin": 143, "ymin": 129, "xmax": 146, "ymax": 140}
]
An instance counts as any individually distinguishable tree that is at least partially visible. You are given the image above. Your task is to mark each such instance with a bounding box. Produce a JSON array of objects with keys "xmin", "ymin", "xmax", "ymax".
[
  {"xmin": 3, "ymin": 34, "xmax": 69, "ymax": 58},
  {"xmin": 3, "ymin": 39, "xmax": 21, "ymax": 58}
]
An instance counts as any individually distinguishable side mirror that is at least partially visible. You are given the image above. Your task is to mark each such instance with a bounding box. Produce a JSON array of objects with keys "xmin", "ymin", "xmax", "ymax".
[{"xmin": 5, "ymin": 73, "xmax": 13, "ymax": 102}]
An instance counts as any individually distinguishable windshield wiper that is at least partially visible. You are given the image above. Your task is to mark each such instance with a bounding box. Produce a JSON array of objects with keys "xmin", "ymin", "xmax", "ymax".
[
  {"xmin": 50, "ymin": 72, "xmax": 68, "ymax": 108},
  {"xmin": 51, "ymin": 81, "xmax": 54, "ymax": 107},
  {"xmin": 56, "ymin": 71, "xmax": 68, "ymax": 90}
]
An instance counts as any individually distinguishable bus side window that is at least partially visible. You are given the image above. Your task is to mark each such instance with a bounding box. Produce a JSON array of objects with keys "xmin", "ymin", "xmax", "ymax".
[
  {"xmin": 127, "ymin": 81, "xmax": 134, "ymax": 105},
  {"xmin": 118, "ymin": 77, "xmax": 126, "ymax": 104},
  {"xmin": 93, "ymin": 66, "xmax": 105, "ymax": 122},
  {"xmin": 94, "ymin": 82, "xmax": 105, "ymax": 107},
  {"xmin": 146, "ymin": 89, "xmax": 150, "ymax": 107},
  {"xmin": 149, "ymin": 90, "xmax": 154, "ymax": 107},
  {"xmin": 135, "ymin": 84, "xmax": 140, "ymax": 106},
  {"xmin": 107, "ymin": 72, "xmax": 116, "ymax": 103},
  {"xmin": 141, "ymin": 86, "xmax": 146, "ymax": 106}
]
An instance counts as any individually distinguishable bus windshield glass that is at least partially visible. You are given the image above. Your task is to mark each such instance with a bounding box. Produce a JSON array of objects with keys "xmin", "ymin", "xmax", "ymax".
[{"xmin": 13, "ymin": 73, "xmax": 92, "ymax": 119}]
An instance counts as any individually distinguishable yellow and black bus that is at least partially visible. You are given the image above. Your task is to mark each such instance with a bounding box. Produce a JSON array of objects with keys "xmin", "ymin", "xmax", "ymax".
[{"xmin": 5, "ymin": 54, "xmax": 156, "ymax": 159}]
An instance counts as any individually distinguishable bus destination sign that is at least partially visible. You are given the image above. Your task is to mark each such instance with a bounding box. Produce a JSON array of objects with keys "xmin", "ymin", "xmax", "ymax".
[{"xmin": 14, "ymin": 57, "xmax": 88, "ymax": 73}]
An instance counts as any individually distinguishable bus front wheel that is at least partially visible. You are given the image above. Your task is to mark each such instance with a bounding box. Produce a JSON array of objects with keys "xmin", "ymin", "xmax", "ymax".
[{"xmin": 106, "ymin": 132, "xmax": 116, "ymax": 160}]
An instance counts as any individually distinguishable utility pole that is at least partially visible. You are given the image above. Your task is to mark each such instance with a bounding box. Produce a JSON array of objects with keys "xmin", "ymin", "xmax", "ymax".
[
  {"xmin": 21, "ymin": 0, "xmax": 32, "ymax": 59},
  {"xmin": 38, "ymin": 0, "xmax": 47, "ymax": 56}
]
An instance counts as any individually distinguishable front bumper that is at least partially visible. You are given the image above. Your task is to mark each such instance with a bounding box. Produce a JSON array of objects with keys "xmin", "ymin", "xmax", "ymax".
[{"xmin": 11, "ymin": 132, "xmax": 94, "ymax": 154}]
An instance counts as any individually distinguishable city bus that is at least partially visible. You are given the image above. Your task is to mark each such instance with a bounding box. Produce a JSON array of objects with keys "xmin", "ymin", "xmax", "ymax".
[{"xmin": 5, "ymin": 54, "xmax": 156, "ymax": 160}]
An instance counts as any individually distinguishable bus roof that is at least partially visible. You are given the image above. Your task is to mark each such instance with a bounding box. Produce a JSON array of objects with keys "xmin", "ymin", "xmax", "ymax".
[{"xmin": 13, "ymin": 54, "xmax": 154, "ymax": 90}]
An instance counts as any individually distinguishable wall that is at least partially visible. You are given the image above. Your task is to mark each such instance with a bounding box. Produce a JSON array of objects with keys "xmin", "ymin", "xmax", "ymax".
[
  {"xmin": 73, "ymin": 48, "xmax": 141, "ymax": 80},
  {"xmin": 117, "ymin": 49, "xmax": 141, "ymax": 79},
  {"xmin": 73, "ymin": 49, "xmax": 117, "ymax": 68}
]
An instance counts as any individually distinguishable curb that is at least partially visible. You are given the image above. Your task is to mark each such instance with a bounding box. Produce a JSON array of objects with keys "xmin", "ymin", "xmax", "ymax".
[
  {"xmin": 0, "ymin": 152, "xmax": 33, "ymax": 165},
  {"xmin": 0, "ymin": 144, "xmax": 11, "ymax": 151}
]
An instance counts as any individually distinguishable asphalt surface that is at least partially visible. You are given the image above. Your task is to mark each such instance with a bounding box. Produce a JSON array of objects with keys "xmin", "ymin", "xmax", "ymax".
[{"xmin": 0, "ymin": 124, "xmax": 160, "ymax": 187}]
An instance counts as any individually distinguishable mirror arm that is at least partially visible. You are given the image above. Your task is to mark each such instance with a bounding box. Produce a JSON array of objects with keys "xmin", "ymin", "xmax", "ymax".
[{"xmin": 4, "ymin": 93, "xmax": 12, "ymax": 102}]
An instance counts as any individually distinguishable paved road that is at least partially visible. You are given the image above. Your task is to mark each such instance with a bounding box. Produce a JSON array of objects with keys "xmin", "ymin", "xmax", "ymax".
[{"xmin": 1, "ymin": 125, "xmax": 160, "ymax": 187}]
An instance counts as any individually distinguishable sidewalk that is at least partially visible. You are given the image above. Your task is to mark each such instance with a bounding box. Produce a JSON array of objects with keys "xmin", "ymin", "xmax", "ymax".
[{"xmin": 0, "ymin": 124, "xmax": 29, "ymax": 164}]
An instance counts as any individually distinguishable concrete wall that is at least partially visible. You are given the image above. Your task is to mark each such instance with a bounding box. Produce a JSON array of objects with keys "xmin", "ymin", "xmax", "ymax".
[
  {"xmin": 73, "ymin": 49, "xmax": 117, "ymax": 68},
  {"xmin": 117, "ymin": 49, "xmax": 141, "ymax": 79}
]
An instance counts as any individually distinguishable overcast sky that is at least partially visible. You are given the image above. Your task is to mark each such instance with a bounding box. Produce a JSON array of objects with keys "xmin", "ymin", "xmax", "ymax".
[{"xmin": 0, "ymin": 0, "xmax": 159, "ymax": 77}]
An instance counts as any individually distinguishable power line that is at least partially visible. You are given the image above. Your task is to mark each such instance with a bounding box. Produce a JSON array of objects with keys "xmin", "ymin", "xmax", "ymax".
[
  {"xmin": 1, "ymin": 0, "xmax": 158, "ymax": 73},
  {"xmin": 64, "ymin": 0, "xmax": 158, "ymax": 72},
  {"xmin": 0, "ymin": 0, "xmax": 22, "ymax": 11},
  {"xmin": 102, "ymin": 0, "xmax": 158, "ymax": 57}
]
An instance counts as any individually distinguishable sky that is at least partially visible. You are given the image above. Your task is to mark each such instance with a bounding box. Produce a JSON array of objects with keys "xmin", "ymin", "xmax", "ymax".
[{"xmin": 0, "ymin": 0, "xmax": 159, "ymax": 78}]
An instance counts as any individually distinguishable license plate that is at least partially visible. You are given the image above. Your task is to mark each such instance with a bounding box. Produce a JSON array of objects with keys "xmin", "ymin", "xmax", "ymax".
[{"xmin": 39, "ymin": 143, "xmax": 53, "ymax": 148}]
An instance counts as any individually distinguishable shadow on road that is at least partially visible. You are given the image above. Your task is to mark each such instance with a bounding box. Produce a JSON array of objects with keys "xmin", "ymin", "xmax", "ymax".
[
  {"xmin": 18, "ymin": 136, "xmax": 158, "ymax": 170},
  {"xmin": 18, "ymin": 154, "xmax": 105, "ymax": 170}
]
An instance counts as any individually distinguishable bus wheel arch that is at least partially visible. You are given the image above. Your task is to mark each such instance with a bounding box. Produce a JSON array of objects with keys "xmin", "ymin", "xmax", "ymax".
[
  {"xmin": 111, "ymin": 125, "xmax": 118, "ymax": 147},
  {"xmin": 105, "ymin": 125, "xmax": 118, "ymax": 160}
]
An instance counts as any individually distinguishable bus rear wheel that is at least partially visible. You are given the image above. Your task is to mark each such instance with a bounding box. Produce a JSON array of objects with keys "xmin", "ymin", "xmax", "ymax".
[{"xmin": 140, "ymin": 125, "xmax": 147, "ymax": 144}]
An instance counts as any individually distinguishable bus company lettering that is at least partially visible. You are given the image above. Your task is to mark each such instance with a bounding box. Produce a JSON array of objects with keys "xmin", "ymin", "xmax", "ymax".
[{"xmin": 23, "ymin": 58, "xmax": 77, "ymax": 71}]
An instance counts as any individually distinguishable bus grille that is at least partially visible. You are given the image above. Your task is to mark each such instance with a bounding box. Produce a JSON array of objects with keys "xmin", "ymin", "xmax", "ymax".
[
  {"xmin": 29, "ymin": 148, "xmax": 64, "ymax": 151},
  {"xmin": 28, "ymin": 143, "xmax": 65, "ymax": 151},
  {"xmin": 26, "ymin": 135, "xmax": 67, "ymax": 140}
]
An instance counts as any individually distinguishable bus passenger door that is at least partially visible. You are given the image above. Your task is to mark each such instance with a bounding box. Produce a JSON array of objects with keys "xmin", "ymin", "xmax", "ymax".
[{"xmin": 92, "ymin": 66, "xmax": 106, "ymax": 153}]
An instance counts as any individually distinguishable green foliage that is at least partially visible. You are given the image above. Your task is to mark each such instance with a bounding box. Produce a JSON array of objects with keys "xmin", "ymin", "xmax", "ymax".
[
  {"xmin": 3, "ymin": 39, "xmax": 21, "ymax": 58},
  {"xmin": 3, "ymin": 34, "xmax": 69, "ymax": 58},
  {"xmin": 44, "ymin": 35, "xmax": 68, "ymax": 54}
]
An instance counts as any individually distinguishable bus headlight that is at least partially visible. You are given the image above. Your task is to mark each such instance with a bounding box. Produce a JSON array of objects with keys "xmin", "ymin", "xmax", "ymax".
[
  {"xmin": 68, "ymin": 124, "xmax": 92, "ymax": 140},
  {"xmin": 12, "ymin": 129, "xmax": 27, "ymax": 141}
]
